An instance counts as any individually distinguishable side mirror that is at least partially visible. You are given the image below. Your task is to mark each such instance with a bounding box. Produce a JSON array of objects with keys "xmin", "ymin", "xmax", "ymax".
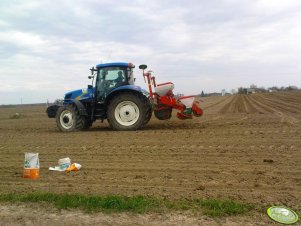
[
  {"xmin": 88, "ymin": 76, "xmax": 94, "ymax": 79},
  {"xmin": 88, "ymin": 85, "xmax": 93, "ymax": 89},
  {"xmin": 90, "ymin": 67, "xmax": 96, "ymax": 75},
  {"xmin": 139, "ymin": 64, "xmax": 147, "ymax": 70}
]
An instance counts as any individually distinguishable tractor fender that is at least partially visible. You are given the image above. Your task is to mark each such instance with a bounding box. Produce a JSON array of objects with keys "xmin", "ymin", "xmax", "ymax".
[
  {"xmin": 68, "ymin": 99, "xmax": 88, "ymax": 116},
  {"xmin": 105, "ymin": 85, "xmax": 150, "ymax": 105}
]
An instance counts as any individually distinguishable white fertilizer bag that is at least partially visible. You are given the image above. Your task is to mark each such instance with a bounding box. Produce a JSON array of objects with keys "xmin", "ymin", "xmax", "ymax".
[
  {"xmin": 23, "ymin": 153, "xmax": 39, "ymax": 179},
  {"xmin": 24, "ymin": 153, "xmax": 39, "ymax": 169}
]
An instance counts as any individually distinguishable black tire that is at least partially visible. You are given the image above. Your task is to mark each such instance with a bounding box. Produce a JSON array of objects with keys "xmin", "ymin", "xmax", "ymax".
[
  {"xmin": 142, "ymin": 100, "xmax": 152, "ymax": 126},
  {"xmin": 107, "ymin": 92, "xmax": 150, "ymax": 131},
  {"xmin": 154, "ymin": 108, "xmax": 172, "ymax": 120},
  {"xmin": 56, "ymin": 105, "xmax": 85, "ymax": 132}
]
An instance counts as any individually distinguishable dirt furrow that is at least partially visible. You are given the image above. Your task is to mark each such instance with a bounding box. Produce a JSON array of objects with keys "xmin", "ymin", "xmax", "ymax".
[
  {"xmin": 256, "ymin": 93, "xmax": 301, "ymax": 112},
  {"xmin": 0, "ymin": 92, "xmax": 301, "ymax": 219}
]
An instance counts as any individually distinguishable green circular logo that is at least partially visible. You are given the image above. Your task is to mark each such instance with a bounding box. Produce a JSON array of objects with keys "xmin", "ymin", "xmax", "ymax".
[{"xmin": 267, "ymin": 206, "xmax": 299, "ymax": 224}]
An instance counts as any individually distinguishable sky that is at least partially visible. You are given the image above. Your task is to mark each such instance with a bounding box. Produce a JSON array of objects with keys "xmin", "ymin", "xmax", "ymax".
[{"xmin": 1, "ymin": 0, "xmax": 301, "ymax": 104}]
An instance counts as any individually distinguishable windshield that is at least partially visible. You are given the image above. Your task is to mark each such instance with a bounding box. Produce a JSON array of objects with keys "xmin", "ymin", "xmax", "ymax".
[{"xmin": 96, "ymin": 66, "xmax": 129, "ymax": 101}]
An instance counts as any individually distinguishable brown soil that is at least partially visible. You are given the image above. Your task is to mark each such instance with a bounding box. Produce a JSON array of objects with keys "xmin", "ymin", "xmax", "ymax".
[{"xmin": 0, "ymin": 91, "xmax": 300, "ymax": 225}]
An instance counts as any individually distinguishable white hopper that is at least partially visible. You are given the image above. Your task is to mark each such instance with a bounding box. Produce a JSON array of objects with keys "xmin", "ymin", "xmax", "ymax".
[
  {"xmin": 155, "ymin": 82, "xmax": 174, "ymax": 96},
  {"xmin": 178, "ymin": 96, "xmax": 195, "ymax": 108}
]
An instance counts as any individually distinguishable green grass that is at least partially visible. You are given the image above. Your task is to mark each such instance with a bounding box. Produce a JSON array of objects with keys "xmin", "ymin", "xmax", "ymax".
[
  {"xmin": 197, "ymin": 199, "xmax": 253, "ymax": 217},
  {"xmin": 0, "ymin": 192, "xmax": 253, "ymax": 217}
]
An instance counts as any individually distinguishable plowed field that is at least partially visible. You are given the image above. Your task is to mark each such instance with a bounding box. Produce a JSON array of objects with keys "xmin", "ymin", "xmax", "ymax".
[{"xmin": 0, "ymin": 91, "xmax": 300, "ymax": 225}]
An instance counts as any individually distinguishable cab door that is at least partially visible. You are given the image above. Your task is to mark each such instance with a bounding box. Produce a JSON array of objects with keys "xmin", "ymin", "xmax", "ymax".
[{"xmin": 96, "ymin": 67, "xmax": 127, "ymax": 102}]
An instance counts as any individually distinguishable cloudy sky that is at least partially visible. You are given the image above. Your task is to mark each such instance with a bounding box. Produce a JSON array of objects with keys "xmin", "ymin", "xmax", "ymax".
[{"xmin": 1, "ymin": 0, "xmax": 301, "ymax": 104}]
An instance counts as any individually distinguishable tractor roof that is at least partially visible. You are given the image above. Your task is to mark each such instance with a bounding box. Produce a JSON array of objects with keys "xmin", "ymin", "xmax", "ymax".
[{"xmin": 96, "ymin": 62, "xmax": 134, "ymax": 69}]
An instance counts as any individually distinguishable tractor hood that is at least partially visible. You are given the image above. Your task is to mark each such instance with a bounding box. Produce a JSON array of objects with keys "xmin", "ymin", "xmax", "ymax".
[{"xmin": 64, "ymin": 87, "xmax": 94, "ymax": 101}]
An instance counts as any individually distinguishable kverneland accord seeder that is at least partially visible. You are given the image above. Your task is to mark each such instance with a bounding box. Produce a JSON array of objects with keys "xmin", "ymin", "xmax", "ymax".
[
  {"xmin": 139, "ymin": 64, "xmax": 203, "ymax": 120},
  {"xmin": 46, "ymin": 62, "xmax": 203, "ymax": 131}
]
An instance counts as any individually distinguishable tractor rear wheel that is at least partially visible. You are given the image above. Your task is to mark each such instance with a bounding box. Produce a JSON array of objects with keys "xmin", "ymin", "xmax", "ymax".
[
  {"xmin": 56, "ymin": 105, "xmax": 85, "ymax": 132},
  {"xmin": 143, "ymin": 102, "xmax": 152, "ymax": 126},
  {"xmin": 107, "ymin": 93, "xmax": 149, "ymax": 131}
]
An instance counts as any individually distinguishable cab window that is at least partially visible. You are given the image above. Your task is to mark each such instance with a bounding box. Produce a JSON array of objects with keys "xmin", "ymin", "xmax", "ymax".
[{"xmin": 96, "ymin": 67, "xmax": 127, "ymax": 101}]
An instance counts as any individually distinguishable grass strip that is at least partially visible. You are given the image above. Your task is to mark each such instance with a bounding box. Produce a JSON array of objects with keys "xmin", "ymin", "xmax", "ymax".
[
  {"xmin": 0, "ymin": 192, "xmax": 253, "ymax": 216},
  {"xmin": 197, "ymin": 199, "xmax": 253, "ymax": 217}
]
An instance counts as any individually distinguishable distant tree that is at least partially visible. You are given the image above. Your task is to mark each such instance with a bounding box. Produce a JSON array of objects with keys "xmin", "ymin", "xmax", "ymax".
[
  {"xmin": 201, "ymin": 91, "xmax": 205, "ymax": 97},
  {"xmin": 250, "ymin": 84, "xmax": 257, "ymax": 89},
  {"xmin": 238, "ymin": 87, "xmax": 243, "ymax": 94},
  {"xmin": 238, "ymin": 87, "xmax": 247, "ymax": 94},
  {"xmin": 258, "ymin": 86, "xmax": 267, "ymax": 93},
  {"xmin": 285, "ymin": 86, "xmax": 298, "ymax": 91},
  {"xmin": 175, "ymin": 93, "xmax": 184, "ymax": 98},
  {"xmin": 269, "ymin": 86, "xmax": 279, "ymax": 91}
]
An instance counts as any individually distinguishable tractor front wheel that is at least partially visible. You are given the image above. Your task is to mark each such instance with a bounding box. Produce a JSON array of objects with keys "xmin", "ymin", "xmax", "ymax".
[
  {"xmin": 56, "ymin": 105, "xmax": 85, "ymax": 132},
  {"xmin": 107, "ymin": 93, "xmax": 149, "ymax": 131}
]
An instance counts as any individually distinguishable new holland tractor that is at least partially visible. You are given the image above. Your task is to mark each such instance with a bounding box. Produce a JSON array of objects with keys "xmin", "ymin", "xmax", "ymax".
[{"xmin": 46, "ymin": 62, "xmax": 203, "ymax": 131}]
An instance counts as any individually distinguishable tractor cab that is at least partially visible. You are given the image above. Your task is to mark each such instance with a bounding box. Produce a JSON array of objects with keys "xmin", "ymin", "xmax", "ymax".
[{"xmin": 93, "ymin": 62, "xmax": 135, "ymax": 102}]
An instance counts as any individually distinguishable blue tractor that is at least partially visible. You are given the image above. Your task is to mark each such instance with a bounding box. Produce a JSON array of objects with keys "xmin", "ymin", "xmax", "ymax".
[{"xmin": 46, "ymin": 62, "xmax": 152, "ymax": 131}]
